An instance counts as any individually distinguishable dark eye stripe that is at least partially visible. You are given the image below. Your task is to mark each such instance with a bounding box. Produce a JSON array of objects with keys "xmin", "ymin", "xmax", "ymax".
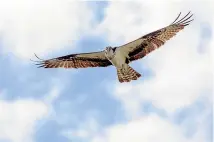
[{"xmin": 112, "ymin": 47, "xmax": 116, "ymax": 52}]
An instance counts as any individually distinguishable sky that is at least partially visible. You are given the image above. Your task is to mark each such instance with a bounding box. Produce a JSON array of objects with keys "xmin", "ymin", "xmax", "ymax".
[{"xmin": 0, "ymin": 0, "xmax": 213, "ymax": 142}]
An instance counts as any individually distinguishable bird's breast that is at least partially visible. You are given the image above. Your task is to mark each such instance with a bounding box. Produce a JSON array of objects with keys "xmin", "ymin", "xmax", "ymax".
[{"xmin": 110, "ymin": 50, "xmax": 126, "ymax": 68}]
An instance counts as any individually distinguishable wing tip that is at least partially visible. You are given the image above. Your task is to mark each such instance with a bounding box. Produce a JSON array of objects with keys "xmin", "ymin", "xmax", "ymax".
[
  {"xmin": 171, "ymin": 11, "xmax": 194, "ymax": 26},
  {"xmin": 30, "ymin": 53, "xmax": 47, "ymax": 68}
]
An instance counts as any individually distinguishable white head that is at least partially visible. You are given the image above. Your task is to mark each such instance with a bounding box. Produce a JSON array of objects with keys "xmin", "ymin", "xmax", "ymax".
[{"xmin": 104, "ymin": 46, "xmax": 114, "ymax": 57}]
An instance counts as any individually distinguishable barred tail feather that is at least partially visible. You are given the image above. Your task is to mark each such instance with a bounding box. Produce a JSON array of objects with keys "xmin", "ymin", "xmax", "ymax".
[{"xmin": 117, "ymin": 65, "xmax": 141, "ymax": 83}]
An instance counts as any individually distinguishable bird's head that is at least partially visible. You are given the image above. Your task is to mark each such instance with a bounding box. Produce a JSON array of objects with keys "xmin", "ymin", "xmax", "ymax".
[{"xmin": 105, "ymin": 46, "xmax": 114, "ymax": 56}]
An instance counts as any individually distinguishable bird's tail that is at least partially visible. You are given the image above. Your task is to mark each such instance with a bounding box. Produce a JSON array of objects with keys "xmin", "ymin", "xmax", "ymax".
[{"xmin": 117, "ymin": 65, "xmax": 141, "ymax": 83}]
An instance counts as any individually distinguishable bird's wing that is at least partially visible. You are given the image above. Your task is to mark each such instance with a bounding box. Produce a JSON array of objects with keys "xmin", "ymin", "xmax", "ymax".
[
  {"xmin": 118, "ymin": 12, "xmax": 194, "ymax": 62},
  {"xmin": 32, "ymin": 50, "xmax": 112, "ymax": 68}
]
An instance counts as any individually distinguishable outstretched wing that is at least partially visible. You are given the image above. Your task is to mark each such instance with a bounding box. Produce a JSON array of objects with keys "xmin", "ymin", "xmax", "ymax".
[
  {"xmin": 118, "ymin": 12, "xmax": 194, "ymax": 62},
  {"xmin": 32, "ymin": 50, "xmax": 112, "ymax": 68}
]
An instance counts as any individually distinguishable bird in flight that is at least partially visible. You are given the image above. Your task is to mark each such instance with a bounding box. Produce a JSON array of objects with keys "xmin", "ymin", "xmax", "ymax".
[{"xmin": 32, "ymin": 12, "xmax": 193, "ymax": 83}]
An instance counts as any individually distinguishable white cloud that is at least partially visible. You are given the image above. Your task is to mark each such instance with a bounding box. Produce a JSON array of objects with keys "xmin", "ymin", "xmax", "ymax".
[
  {"xmin": 0, "ymin": 0, "xmax": 94, "ymax": 59},
  {"xmin": 0, "ymin": 99, "xmax": 48, "ymax": 142},
  {"xmin": 91, "ymin": 111, "xmax": 211, "ymax": 142},
  {"xmin": 92, "ymin": 115, "xmax": 188, "ymax": 142},
  {"xmin": 0, "ymin": 76, "xmax": 64, "ymax": 142}
]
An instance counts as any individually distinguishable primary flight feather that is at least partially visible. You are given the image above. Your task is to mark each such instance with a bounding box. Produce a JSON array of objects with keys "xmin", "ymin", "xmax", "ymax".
[{"xmin": 33, "ymin": 12, "xmax": 194, "ymax": 83}]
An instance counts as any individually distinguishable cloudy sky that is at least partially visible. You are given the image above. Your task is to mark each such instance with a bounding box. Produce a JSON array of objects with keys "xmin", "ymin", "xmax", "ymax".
[{"xmin": 0, "ymin": 0, "xmax": 213, "ymax": 142}]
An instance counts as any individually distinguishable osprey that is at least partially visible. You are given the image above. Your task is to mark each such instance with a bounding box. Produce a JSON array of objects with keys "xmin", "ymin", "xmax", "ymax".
[{"xmin": 33, "ymin": 12, "xmax": 193, "ymax": 83}]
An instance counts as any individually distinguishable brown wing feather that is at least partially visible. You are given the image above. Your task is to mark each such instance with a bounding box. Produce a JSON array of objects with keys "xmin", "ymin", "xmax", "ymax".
[
  {"xmin": 118, "ymin": 12, "xmax": 194, "ymax": 62},
  {"xmin": 33, "ymin": 51, "xmax": 112, "ymax": 69}
]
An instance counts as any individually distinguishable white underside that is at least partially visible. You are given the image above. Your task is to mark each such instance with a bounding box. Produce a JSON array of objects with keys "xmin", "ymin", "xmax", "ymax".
[{"xmin": 108, "ymin": 48, "xmax": 128, "ymax": 69}]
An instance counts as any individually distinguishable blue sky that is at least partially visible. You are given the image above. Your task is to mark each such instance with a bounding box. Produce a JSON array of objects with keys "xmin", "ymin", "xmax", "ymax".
[{"xmin": 0, "ymin": 1, "xmax": 213, "ymax": 142}]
